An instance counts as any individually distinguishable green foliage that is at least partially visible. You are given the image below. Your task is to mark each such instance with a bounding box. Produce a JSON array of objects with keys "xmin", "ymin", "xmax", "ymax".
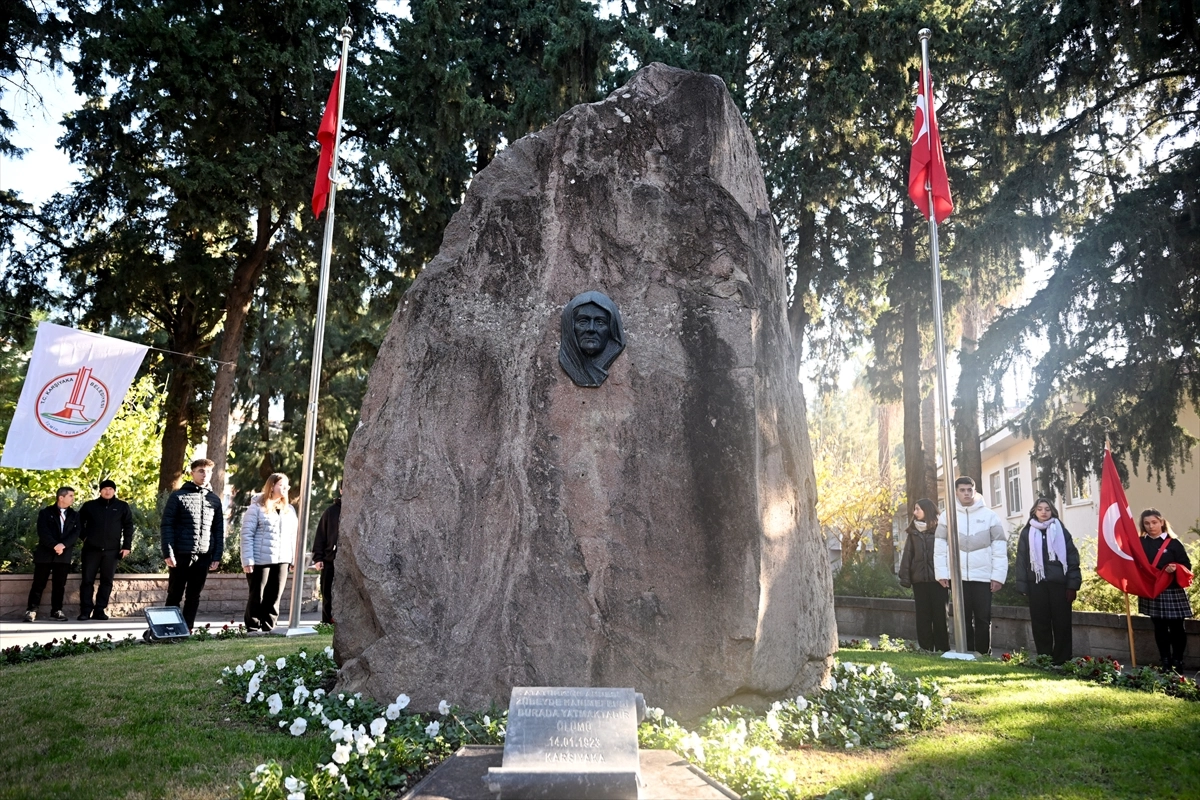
[
  {"xmin": 833, "ymin": 558, "xmax": 912, "ymax": 600},
  {"xmin": 0, "ymin": 373, "xmax": 165, "ymax": 508}
]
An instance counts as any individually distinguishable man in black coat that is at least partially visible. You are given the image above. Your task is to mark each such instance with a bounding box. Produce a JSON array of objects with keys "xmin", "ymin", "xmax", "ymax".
[
  {"xmin": 160, "ymin": 458, "xmax": 224, "ymax": 630},
  {"xmin": 312, "ymin": 493, "xmax": 341, "ymax": 624},
  {"xmin": 25, "ymin": 487, "xmax": 80, "ymax": 622},
  {"xmin": 78, "ymin": 479, "xmax": 134, "ymax": 620}
]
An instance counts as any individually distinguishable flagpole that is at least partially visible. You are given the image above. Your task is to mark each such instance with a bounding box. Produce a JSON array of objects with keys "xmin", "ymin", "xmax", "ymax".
[
  {"xmin": 918, "ymin": 28, "xmax": 971, "ymax": 659},
  {"xmin": 280, "ymin": 23, "xmax": 353, "ymax": 636}
]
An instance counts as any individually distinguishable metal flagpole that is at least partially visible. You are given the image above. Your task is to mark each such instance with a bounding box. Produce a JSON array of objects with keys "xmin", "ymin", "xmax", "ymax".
[
  {"xmin": 279, "ymin": 22, "xmax": 353, "ymax": 636},
  {"xmin": 919, "ymin": 28, "xmax": 972, "ymax": 659}
]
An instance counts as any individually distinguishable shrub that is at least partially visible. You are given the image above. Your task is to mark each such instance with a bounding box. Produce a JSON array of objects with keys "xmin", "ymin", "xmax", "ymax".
[{"xmin": 833, "ymin": 557, "xmax": 911, "ymax": 599}]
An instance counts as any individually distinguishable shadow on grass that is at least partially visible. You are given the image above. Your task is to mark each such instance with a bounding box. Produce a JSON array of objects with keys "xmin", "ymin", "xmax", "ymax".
[{"xmin": 804, "ymin": 650, "xmax": 1200, "ymax": 800}]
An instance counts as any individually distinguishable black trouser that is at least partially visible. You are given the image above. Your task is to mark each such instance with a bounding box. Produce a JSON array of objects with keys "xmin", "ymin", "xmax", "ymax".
[
  {"xmin": 1150, "ymin": 617, "xmax": 1188, "ymax": 667},
  {"xmin": 80, "ymin": 548, "xmax": 121, "ymax": 616},
  {"xmin": 27, "ymin": 562, "xmax": 70, "ymax": 613},
  {"xmin": 912, "ymin": 581, "xmax": 949, "ymax": 651},
  {"xmin": 1028, "ymin": 580, "xmax": 1073, "ymax": 664},
  {"xmin": 245, "ymin": 563, "xmax": 288, "ymax": 632},
  {"xmin": 319, "ymin": 560, "xmax": 335, "ymax": 624},
  {"xmin": 165, "ymin": 553, "xmax": 212, "ymax": 630},
  {"xmin": 962, "ymin": 580, "xmax": 994, "ymax": 655}
]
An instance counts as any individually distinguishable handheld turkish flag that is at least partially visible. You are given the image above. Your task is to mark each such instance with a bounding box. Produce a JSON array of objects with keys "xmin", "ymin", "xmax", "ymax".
[
  {"xmin": 311, "ymin": 65, "xmax": 341, "ymax": 218},
  {"xmin": 1095, "ymin": 448, "xmax": 1170, "ymax": 597},
  {"xmin": 908, "ymin": 68, "xmax": 953, "ymax": 223}
]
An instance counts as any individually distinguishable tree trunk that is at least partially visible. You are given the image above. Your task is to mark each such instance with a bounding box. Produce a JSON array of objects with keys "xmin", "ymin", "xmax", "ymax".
[
  {"xmin": 955, "ymin": 296, "xmax": 983, "ymax": 486},
  {"xmin": 921, "ymin": 371, "xmax": 939, "ymax": 506},
  {"xmin": 901, "ymin": 299, "xmax": 928, "ymax": 511},
  {"xmin": 158, "ymin": 357, "xmax": 196, "ymax": 494},
  {"xmin": 204, "ymin": 205, "xmax": 278, "ymax": 499},
  {"xmin": 875, "ymin": 403, "xmax": 895, "ymax": 572}
]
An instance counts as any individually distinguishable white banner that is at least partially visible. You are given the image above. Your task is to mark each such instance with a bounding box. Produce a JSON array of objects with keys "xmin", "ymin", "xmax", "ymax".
[{"xmin": 1, "ymin": 322, "xmax": 149, "ymax": 470}]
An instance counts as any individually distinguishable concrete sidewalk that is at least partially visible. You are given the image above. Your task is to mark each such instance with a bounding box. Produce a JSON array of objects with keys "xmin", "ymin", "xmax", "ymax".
[{"xmin": 0, "ymin": 611, "xmax": 324, "ymax": 650}]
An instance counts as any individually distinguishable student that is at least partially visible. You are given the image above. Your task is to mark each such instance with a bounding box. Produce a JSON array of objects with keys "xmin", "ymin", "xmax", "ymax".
[
  {"xmin": 240, "ymin": 473, "xmax": 297, "ymax": 634},
  {"xmin": 1137, "ymin": 509, "xmax": 1193, "ymax": 671},
  {"xmin": 25, "ymin": 487, "xmax": 80, "ymax": 622},
  {"xmin": 160, "ymin": 459, "xmax": 224, "ymax": 631},
  {"xmin": 935, "ymin": 476, "xmax": 1007, "ymax": 655},
  {"xmin": 899, "ymin": 498, "xmax": 949, "ymax": 651},
  {"xmin": 1014, "ymin": 498, "xmax": 1081, "ymax": 665}
]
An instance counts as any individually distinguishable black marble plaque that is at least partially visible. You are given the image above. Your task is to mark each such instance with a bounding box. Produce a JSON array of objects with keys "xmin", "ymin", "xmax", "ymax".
[{"xmin": 485, "ymin": 687, "xmax": 643, "ymax": 799}]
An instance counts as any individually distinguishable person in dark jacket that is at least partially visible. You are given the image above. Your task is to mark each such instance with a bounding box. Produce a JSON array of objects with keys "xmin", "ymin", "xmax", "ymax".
[
  {"xmin": 899, "ymin": 498, "xmax": 948, "ymax": 651},
  {"xmin": 77, "ymin": 479, "xmax": 134, "ymax": 620},
  {"xmin": 25, "ymin": 487, "xmax": 80, "ymax": 622},
  {"xmin": 312, "ymin": 493, "xmax": 341, "ymax": 625},
  {"xmin": 160, "ymin": 458, "xmax": 224, "ymax": 630},
  {"xmin": 1014, "ymin": 498, "xmax": 1081, "ymax": 665},
  {"xmin": 1137, "ymin": 508, "xmax": 1193, "ymax": 671}
]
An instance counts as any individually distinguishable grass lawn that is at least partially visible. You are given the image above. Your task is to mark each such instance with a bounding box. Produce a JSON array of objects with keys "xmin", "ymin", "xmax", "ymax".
[
  {"xmin": 2, "ymin": 640, "xmax": 1198, "ymax": 799},
  {"xmin": 0, "ymin": 636, "xmax": 335, "ymax": 800},
  {"xmin": 779, "ymin": 651, "xmax": 1200, "ymax": 799}
]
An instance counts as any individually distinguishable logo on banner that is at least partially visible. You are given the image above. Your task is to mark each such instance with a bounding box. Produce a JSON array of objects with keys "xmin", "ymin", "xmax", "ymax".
[{"xmin": 36, "ymin": 367, "xmax": 110, "ymax": 438}]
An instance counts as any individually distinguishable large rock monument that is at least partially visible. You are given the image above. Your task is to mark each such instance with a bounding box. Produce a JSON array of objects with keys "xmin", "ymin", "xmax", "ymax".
[{"xmin": 335, "ymin": 63, "xmax": 836, "ymax": 719}]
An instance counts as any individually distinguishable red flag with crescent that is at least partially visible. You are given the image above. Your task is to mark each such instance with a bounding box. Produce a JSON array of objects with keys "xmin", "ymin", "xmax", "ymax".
[
  {"xmin": 1095, "ymin": 448, "xmax": 1182, "ymax": 597},
  {"xmin": 908, "ymin": 68, "xmax": 953, "ymax": 223}
]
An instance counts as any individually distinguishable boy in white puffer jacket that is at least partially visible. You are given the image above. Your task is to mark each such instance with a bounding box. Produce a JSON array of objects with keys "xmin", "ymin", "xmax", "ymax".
[{"xmin": 934, "ymin": 476, "xmax": 1007, "ymax": 655}]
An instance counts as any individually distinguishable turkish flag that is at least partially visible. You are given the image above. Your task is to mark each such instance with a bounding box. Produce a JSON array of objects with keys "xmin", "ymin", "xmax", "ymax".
[
  {"xmin": 1095, "ymin": 448, "xmax": 1178, "ymax": 598},
  {"xmin": 908, "ymin": 68, "xmax": 953, "ymax": 223},
  {"xmin": 311, "ymin": 65, "xmax": 341, "ymax": 218}
]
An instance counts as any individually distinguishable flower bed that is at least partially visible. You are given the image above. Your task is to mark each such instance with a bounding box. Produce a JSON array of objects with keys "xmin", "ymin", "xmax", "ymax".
[
  {"xmin": 0, "ymin": 622, "xmax": 246, "ymax": 666},
  {"xmin": 999, "ymin": 650, "xmax": 1199, "ymax": 701},
  {"xmin": 225, "ymin": 647, "xmax": 952, "ymax": 800}
]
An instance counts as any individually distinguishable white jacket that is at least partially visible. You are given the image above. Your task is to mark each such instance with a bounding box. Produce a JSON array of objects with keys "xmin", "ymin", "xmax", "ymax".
[
  {"xmin": 240, "ymin": 496, "xmax": 297, "ymax": 567},
  {"xmin": 934, "ymin": 496, "xmax": 1007, "ymax": 583}
]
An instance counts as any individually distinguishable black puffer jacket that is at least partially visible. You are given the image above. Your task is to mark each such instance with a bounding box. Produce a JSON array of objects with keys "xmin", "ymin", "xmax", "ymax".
[
  {"xmin": 80, "ymin": 496, "xmax": 134, "ymax": 551},
  {"xmin": 160, "ymin": 481, "xmax": 224, "ymax": 560},
  {"xmin": 899, "ymin": 527, "xmax": 939, "ymax": 586}
]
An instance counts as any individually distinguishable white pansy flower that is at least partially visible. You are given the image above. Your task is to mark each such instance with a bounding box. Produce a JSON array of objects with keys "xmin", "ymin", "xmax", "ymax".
[
  {"xmin": 385, "ymin": 703, "xmax": 402, "ymax": 721},
  {"xmin": 370, "ymin": 718, "xmax": 387, "ymax": 737},
  {"xmin": 794, "ymin": 695, "xmax": 808, "ymax": 711},
  {"xmin": 235, "ymin": 665, "xmax": 245, "ymax": 676},
  {"xmin": 279, "ymin": 720, "xmax": 287, "ymax": 728},
  {"xmin": 299, "ymin": 652, "xmax": 307, "ymax": 660},
  {"xmin": 483, "ymin": 715, "xmax": 492, "ymax": 726},
  {"xmin": 347, "ymin": 698, "xmax": 355, "ymax": 708},
  {"xmin": 810, "ymin": 715, "xmax": 819, "ymax": 739},
  {"xmin": 356, "ymin": 736, "xmax": 375, "ymax": 755},
  {"xmin": 257, "ymin": 654, "xmax": 266, "ymax": 664},
  {"xmin": 323, "ymin": 763, "xmax": 339, "ymax": 777},
  {"xmin": 394, "ymin": 693, "xmax": 411, "ymax": 710},
  {"xmin": 276, "ymin": 657, "xmax": 288, "ymax": 670},
  {"xmin": 332, "ymin": 743, "xmax": 352, "ymax": 765},
  {"xmin": 267, "ymin": 694, "xmax": 283, "ymax": 716},
  {"xmin": 916, "ymin": 693, "xmax": 931, "ymax": 710},
  {"xmin": 892, "ymin": 692, "xmax": 906, "ymax": 702},
  {"xmin": 290, "ymin": 717, "xmax": 308, "ymax": 736},
  {"xmin": 247, "ymin": 675, "xmax": 262, "ymax": 696},
  {"xmin": 425, "ymin": 720, "xmax": 441, "ymax": 738},
  {"xmin": 293, "ymin": 686, "xmax": 310, "ymax": 706},
  {"xmin": 328, "ymin": 719, "xmax": 346, "ymax": 742},
  {"xmin": 823, "ymin": 674, "xmax": 837, "ymax": 692},
  {"xmin": 286, "ymin": 792, "xmax": 304, "ymax": 800},
  {"xmin": 256, "ymin": 692, "xmax": 264, "ymax": 702},
  {"xmin": 438, "ymin": 699, "xmax": 451, "ymax": 715},
  {"xmin": 324, "ymin": 646, "xmax": 334, "ymax": 659},
  {"xmin": 284, "ymin": 776, "xmax": 304, "ymax": 792},
  {"xmin": 313, "ymin": 689, "xmax": 326, "ymax": 699},
  {"xmin": 254, "ymin": 764, "xmax": 269, "ymax": 775},
  {"xmin": 748, "ymin": 746, "xmax": 771, "ymax": 772},
  {"xmin": 244, "ymin": 659, "xmax": 257, "ymax": 672}
]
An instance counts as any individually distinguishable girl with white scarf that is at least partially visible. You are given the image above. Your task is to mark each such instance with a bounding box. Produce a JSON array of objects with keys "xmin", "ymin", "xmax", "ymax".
[{"xmin": 1014, "ymin": 498, "xmax": 1081, "ymax": 665}]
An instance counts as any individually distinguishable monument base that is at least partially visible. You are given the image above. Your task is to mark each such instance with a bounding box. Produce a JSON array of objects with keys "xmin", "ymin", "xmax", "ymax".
[{"xmin": 399, "ymin": 747, "xmax": 740, "ymax": 800}]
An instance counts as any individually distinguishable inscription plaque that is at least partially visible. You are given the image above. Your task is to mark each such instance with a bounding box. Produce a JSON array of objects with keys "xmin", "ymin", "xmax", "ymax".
[{"xmin": 486, "ymin": 687, "xmax": 645, "ymax": 799}]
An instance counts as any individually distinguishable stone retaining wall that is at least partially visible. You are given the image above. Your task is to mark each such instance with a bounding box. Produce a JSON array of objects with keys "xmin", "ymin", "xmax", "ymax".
[
  {"xmin": 834, "ymin": 595, "xmax": 1199, "ymax": 668},
  {"xmin": 1, "ymin": 573, "xmax": 319, "ymax": 620}
]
